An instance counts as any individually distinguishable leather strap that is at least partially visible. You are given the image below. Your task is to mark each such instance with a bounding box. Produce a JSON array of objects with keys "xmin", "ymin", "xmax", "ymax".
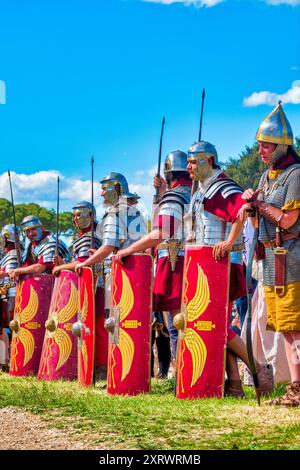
[{"xmin": 274, "ymin": 247, "xmax": 287, "ymax": 296}]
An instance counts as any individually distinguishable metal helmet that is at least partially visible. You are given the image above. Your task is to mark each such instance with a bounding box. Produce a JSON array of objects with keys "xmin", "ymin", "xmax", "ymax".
[
  {"xmin": 72, "ymin": 201, "xmax": 96, "ymax": 230},
  {"xmin": 20, "ymin": 215, "xmax": 43, "ymax": 232},
  {"xmin": 1, "ymin": 224, "xmax": 20, "ymax": 243},
  {"xmin": 187, "ymin": 140, "xmax": 218, "ymax": 163},
  {"xmin": 20, "ymin": 215, "xmax": 43, "ymax": 242},
  {"xmin": 163, "ymin": 150, "xmax": 188, "ymax": 177},
  {"xmin": 256, "ymin": 101, "xmax": 293, "ymax": 145},
  {"xmin": 100, "ymin": 172, "xmax": 140, "ymax": 205}
]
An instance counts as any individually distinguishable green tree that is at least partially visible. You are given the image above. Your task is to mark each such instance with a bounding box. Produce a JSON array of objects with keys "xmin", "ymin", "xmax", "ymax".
[
  {"xmin": 0, "ymin": 199, "xmax": 75, "ymax": 236},
  {"xmin": 224, "ymin": 144, "xmax": 265, "ymax": 190}
]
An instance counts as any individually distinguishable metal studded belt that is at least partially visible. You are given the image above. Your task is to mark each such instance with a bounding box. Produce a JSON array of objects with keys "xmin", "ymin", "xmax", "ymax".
[{"xmin": 157, "ymin": 241, "xmax": 184, "ymax": 250}]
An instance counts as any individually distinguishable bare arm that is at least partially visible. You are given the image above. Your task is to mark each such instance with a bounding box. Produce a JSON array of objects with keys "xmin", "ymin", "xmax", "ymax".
[
  {"xmin": 53, "ymin": 260, "xmax": 79, "ymax": 275},
  {"xmin": 9, "ymin": 263, "xmax": 46, "ymax": 280}
]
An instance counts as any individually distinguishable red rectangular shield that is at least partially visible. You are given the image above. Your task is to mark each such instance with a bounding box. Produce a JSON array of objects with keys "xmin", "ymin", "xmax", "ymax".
[
  {"xmin": 38, "ymin": 270, "xmax": 78, "ymax": 381},
  {"xmin": 176, "ymin": 245, "xmax": 230, "ymax": 399},
  {"xmin": 107, "ymin": 253, "xmax": 153, "ymax": 396},
  {"xmin": 77, "ymin": 267, "xmax": 95, "ymax": 387},
  {"xmin": 9, "ymin": 274, "xmax": 53, "ymax": 376}
]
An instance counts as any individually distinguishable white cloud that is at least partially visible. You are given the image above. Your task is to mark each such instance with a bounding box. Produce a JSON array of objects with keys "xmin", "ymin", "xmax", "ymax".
[
  {"xmin": 0, "ymin": 169, "xmax": 155, "ymax": 223},
  {"xmin": 243, "ymin": 80, "xmax": 300, "ymax": 107},
  {"xmin": 141, "ymin": 0, "xmax": 225, "ymax": 7},
  {"xmin": 265, "ymin": 1, "xmax": 300, "ymax": 5},
  {"xmin": 141, "ymin": 0, "xmax": 300, "ymax": 6}
]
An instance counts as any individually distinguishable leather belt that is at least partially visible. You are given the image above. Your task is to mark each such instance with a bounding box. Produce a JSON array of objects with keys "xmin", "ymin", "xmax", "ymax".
[
  {"xmin": 157, "ymin": 241, "xmax": 184, "ymax": 250},
  {"xmin": 262, "ymin": 231, "xmax": 300, "ymax": 249}
]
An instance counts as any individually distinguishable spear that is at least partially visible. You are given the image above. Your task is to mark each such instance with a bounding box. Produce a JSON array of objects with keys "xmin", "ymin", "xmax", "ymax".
[
  {"xmin": 154, "ymin": 116, "xmax": 165, "ymax": 203},
  {"xmin": 7, "ymin": 170, "xmax": 22, "ymax": 267},
  {"xmin": 55, "ymin": 176, "xmax": 60, "ymax": 261},
  {"xmin": 192, "ymin": 88, "xmax": 206, "ymax": 195},
  {"xmin": 91, "ymin": 156, "xmax": 95, "ymax": 251},
  {"xmin": 198, "ymin": 88, "xmax": 205, "ymax": 142}
]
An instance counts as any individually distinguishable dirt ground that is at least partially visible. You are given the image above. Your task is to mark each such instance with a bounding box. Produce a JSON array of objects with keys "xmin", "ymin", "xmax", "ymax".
[{"xmin": 0, "ymin": 407, "xmax": 104, "ymax": 450}]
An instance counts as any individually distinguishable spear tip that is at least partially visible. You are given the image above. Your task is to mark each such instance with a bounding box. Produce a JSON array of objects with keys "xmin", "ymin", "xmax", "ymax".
[{"xmin": 202, "ymin": 88, "xmax": 206, "ymax": 98}]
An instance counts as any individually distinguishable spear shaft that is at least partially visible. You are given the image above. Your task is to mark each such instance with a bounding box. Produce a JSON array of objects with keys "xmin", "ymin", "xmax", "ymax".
[
  {"xmin": 7, "ymin": 170, "xmax": 21, "ymax": 267},
  {"xmin": 55, "ymin": 176, "xmax": 60, "ymax": 259},
  {"xmin": 91, "ymin": 156, "xmax": 95, "ymax": 250},
  {"xmin": 198, "ymin": 88, "xmax": 205, "ymax": 142},
  {"xmin": 154, "ymin": 116, "xmax": 165, "ymax": 202}
]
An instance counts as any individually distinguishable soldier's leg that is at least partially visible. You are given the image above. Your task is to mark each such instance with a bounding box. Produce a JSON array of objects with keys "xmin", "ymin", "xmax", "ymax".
[{"xmin": 95, "ymin": 287, "xmax": 108, "ymax": 378}]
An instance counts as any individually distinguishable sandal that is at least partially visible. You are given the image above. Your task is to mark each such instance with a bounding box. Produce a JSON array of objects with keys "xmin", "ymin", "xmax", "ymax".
[{"xmin": 268, "ymin": 382, "xmax": 300, "ymax": 407}]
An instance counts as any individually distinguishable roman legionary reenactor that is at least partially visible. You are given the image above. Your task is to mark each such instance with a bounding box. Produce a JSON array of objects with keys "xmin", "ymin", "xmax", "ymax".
[
  {"xmin": 8, "ymin": 215, "xmax": 70, "ymax": 376},
  {"xmin": 75, "ymin": 173, "xmax": 150, "ymax": 394},
  {"xmin": 116, "ymin": 151, "xmax": 191, "ymax": 361},
  {"xmin": 175, "ymin": 140, "xmax": 274, "ymax": 399},
  {"xmin": 242, "ymin": 102, "xmax": 300, "ymax": 406},
  {"xmin": 0, "ymin": 224, "xmax": 22, "ymax": 370},
  {"xmin": 51, "ymin": 201, "xmax": 107, "ymax": 378}
]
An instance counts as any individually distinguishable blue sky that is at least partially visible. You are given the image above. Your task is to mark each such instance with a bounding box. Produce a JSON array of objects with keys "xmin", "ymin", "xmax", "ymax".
[{"xmin": 0, "ymin": 0, "xmax": 299, "ymax": 216}]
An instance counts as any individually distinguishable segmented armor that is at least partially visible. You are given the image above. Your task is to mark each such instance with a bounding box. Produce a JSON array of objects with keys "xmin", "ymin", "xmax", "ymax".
[
  {"xmin": 23, "ymin": 235, "xmax": 71, "ymax": 265},
  {"xmin": 0, "ymin": 249, "xmax": 18, "ymax": 298},
  {"xmin": 190, "ymin": 171, "xmax": 244, "ymax": 263},
  {"xmin": 98, "ymin": 200, "xmax": 147, "ymax": 249},
  {"xmin": 157, "ymin": 185, "xmax": 191, "ymax": 264}
]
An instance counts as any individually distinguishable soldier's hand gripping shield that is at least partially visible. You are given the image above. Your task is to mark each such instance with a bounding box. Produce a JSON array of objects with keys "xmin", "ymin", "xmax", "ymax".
[
  {"xmin": 73, "ymin": 267, "xmax": 95, "ymax": 386},
  {"xmin": 9, "ymin": 274, "xmax": 53, "ymax": 376},
  {"xmin": 38, "ymin": 270, "xmax": 78, "ymax": 381},
  {"xmin": 106, "ymin": 254, "xmax": 153, "ymax": 396},
  {"xmin": 175, "ymin": 246, "xmax": 230, "ymax": 399}
]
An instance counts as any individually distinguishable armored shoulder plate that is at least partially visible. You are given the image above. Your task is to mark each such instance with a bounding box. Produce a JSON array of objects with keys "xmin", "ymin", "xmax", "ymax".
[
  {"xmin": 37, "ymin": 235, "xmax": 71, "ymax": 263},
  {"xmin": 204, "ymin": 178, "xmax": 243, "ymax": 200},
  {"xmin": 0, "ymin": 250, "xmax": 18, "ymax": 272},
  {"xmin": 72, "ymin": 232, "xmax": 102, "ymax": 260}
]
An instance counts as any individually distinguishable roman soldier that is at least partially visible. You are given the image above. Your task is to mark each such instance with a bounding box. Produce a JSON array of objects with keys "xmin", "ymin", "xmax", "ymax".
[
  {"xmin": 52, "ymin": 201, "xmax": 107, "ymax": 374},
  {"xmin": 242, "ymin": 102, "xmax": 300, "ymax": 406},
  {"xmin": 178, "ymin": 140, "xmax": 273, "ymax": 398},
  {"xmin": 0, "ymin": 224, "xmax": 22, "ymax": 370},
  {"xmin": 75, "ymin": 173, "xmax": 150, "ymax": 394},
  {"xmin": 9, "ymin": 215, "xmax": 70, "ymax": 280}
]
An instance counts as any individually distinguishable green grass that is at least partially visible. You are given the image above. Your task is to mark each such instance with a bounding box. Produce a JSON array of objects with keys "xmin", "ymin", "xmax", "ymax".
[{"xmin": 0, "ymin": 372, "xmax": 300, "ymax": 450}]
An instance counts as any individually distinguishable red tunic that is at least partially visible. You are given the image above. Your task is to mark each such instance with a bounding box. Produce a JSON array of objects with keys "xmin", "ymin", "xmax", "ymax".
[{"xmin": 152, "ymin": 180, "xmax": 191, "ymax": 312}]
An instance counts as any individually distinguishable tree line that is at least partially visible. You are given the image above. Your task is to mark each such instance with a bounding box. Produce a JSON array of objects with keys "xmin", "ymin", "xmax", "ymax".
[{"xmin": 0, "ymin": 199, "xmax": 75, "ymax": 236}]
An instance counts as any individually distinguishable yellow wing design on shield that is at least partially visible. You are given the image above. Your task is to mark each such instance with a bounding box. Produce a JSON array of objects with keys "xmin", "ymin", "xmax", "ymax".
[
  {"xmin": 185, "ymin": 263, "xmax": 210, "ymax": 386},
  {"xmin": 52, "ymin": 281, "xmax": 77, "ymax": 370},
  {"xmin": 19, "ymin": 285, "xmax": 39, "ymax": 324},
  {"xmin": 184, "ymin": 329, "xmax": 207, "ymax": 387},
  {"xmin": 118, "ymin": 270, "xmax": 134, "ymax": 322},
  {"xmin": 81, "ymin": 285, "xmax": 88, "ymax": 322},
  {"xmin": 54, "ymin": 328, "xmax": 72, "ymax": 371},
  {"xmin": 18, "ymin": 328, "xmax": 35, "ymax": 365},
  {"xmin": 58, "ymin": 281, "xmax": 78, "ymax": 324},
  {"xmin": 117, "ymin": 269, "xmax": 134, "ymax": 381},
  {"xmin": 186, "ymin": 264, "xmax": 210, "ymax": 322},
  {"xmin": 119, "ymin": 329, "xmax": 134, "ymax": 381}
]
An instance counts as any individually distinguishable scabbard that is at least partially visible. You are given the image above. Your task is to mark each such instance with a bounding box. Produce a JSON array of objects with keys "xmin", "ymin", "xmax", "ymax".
[{"xmin": 274, "ymin": 247, "xmax": 287, "ymax": 296}]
